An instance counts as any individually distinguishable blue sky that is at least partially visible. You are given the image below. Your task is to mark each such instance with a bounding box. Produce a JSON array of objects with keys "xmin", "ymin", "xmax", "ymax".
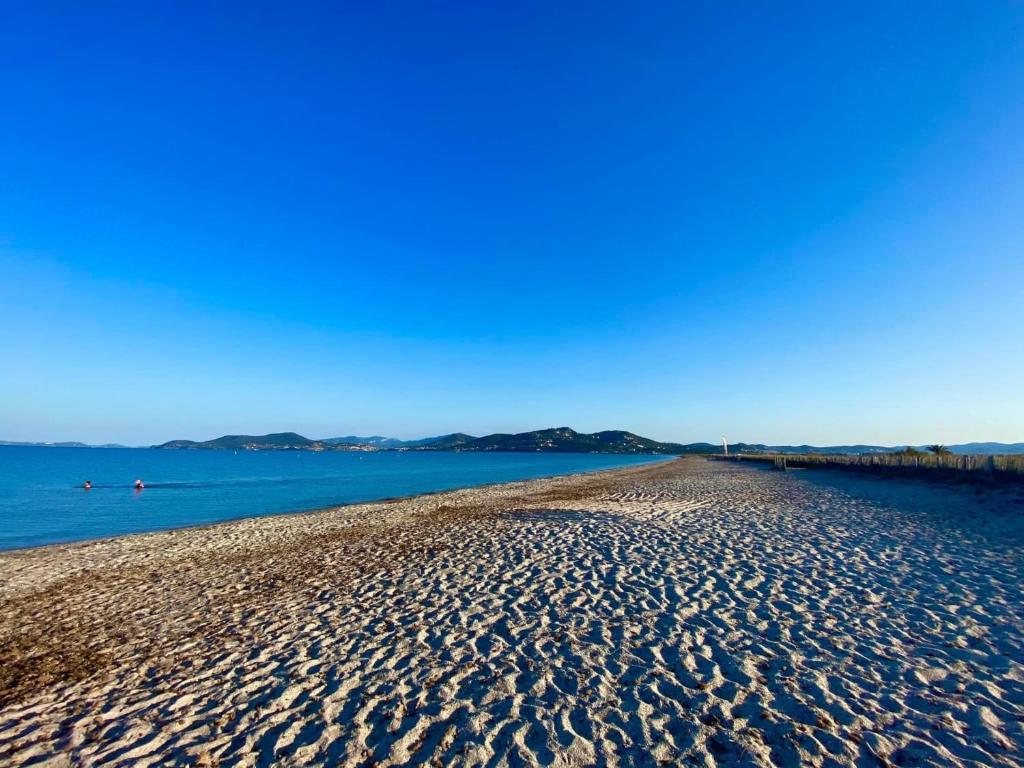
[{"xmin": 2, "ymin": 2, "xmax": 1022, "ymax": 446}]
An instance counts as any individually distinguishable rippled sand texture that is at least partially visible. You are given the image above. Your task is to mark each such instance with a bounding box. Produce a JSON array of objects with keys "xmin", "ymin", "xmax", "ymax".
[{"xmin": 1, "ymin": 458, "xmax": 1023, "ymax": 767}]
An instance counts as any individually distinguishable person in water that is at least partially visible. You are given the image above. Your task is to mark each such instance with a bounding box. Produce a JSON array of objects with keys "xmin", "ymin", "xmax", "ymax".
[
  {"xmin": 83, "ymin": 480, "xmax": 92, "ymax": 490},
  {"xmin": 134, "ymin": 479, "xmax": 144, "ymax": 489}
]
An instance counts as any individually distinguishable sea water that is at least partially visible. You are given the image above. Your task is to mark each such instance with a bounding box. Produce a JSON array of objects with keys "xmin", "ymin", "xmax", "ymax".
[{"xmin": 0, "ymin": 446, "xmax": 669, "ymax": 550}]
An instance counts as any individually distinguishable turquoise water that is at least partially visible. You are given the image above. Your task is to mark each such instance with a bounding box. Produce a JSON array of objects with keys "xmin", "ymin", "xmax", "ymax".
[{"xmin": 0, "ymin": 447, "xmax": 668, "ymax": 550}]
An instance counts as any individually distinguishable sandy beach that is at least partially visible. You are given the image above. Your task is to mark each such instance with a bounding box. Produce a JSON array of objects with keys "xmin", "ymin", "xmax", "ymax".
[{"xmin": 1, "ymin": 457, "xmax": 1022, "ymax": 767}]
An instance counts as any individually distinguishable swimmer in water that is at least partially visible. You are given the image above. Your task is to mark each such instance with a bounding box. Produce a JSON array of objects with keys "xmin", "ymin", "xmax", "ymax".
[
  {"xmin": 134, "ymin": 479, "xmax": 144, "ymax": 490},
  {"xmin": 84, "ymin": 480, "xmax": 92, "ymax": 490}
]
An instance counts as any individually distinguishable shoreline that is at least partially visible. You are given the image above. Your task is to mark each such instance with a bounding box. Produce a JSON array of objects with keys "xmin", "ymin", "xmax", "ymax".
[
  {"xmin": 0, "ymin": 458, "xmax": 679, "ymax": 574},
  {"xmin": 0, "ymin": 453, "xmax": 674, "ymax": 556},
  {"xmin": 2, "ymin": 457, "xmax": 1021, "ymax": 767}
]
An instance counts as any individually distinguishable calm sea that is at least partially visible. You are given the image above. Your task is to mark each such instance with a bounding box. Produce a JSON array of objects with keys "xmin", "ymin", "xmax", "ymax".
[{"xmin": 0, "ymin": 446, "xmax": 668, "ymax": 550}]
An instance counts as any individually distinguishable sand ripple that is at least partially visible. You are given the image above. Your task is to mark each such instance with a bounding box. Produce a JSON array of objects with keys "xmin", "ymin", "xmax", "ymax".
[{"xmin": 1, "ymin": 458, "xmax": 1022, "ymax": 766}]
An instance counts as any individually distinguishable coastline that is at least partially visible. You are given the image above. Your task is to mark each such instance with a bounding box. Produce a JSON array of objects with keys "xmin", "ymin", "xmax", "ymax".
[
  {"xmin": 0, "ymin": 450, "xmax": 674, "ymax": 554},
  {"xmin": 2, "ymin": 457, "xmax": 1022, "ymax": 766},
  {"xmin": 0, "ymin": 458, "xmax": 680, "ymax": 595},
  {"xmin": 0, "ymin": 453, "xmax": 674, "ymax": 556}
]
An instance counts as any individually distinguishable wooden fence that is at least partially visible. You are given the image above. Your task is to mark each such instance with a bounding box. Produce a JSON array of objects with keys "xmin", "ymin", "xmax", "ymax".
[{"xmin": 712, "ymin": 452, "xmax": 1024, "ymax": 482}]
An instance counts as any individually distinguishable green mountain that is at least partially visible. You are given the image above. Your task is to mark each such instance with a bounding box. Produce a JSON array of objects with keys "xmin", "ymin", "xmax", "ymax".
[
  {"xmin": 155, "ymin": 432, "xmax": 317, "ymax": 450},
  {"xmin": 149, "ymin": 431, "xmax": 1024, "ymax": 456},
  {"xmin": 154, "ymin": 439, "xmax": 198, "ymax": 449},
  {"xmin": 152, "ymin": 429, "xmax": 683, "ymax": 454},
  {"xmin": 417, "ymin": 427, "xmax": 690, "ymax": 454},
  {"xmin": 403, "ymin": 433, "xmax": 478, "ymax": 450}
]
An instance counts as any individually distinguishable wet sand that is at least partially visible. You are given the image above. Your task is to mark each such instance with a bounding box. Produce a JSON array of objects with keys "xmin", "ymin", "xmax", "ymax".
[{"xmin": 1, "ymin": 457, "xmax": 1022, "ymax": 766}]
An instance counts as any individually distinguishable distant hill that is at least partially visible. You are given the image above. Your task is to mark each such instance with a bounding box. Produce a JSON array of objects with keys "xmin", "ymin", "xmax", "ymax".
[
  {"xmin": 321, "ymin": 433, "xmax": 479, "ymax": 449},
  {"xmin": 151, "ymin": 429, "xmax": 681, "ymax": 454},
  {"xmin": 155, "ymin": 432, "xmax": 318, "ymax": 450},
  {"xmin": 729, "ymin": 444, "xmax": 897, "ymax": 456},
  {"xmin": 147, "ymin": 432, "xmax": 1024, "ymax": 456},
  {"xmin": 0, "ymin": 441, "xmax": 132, "ymax": 448},
  {"xmin": 948, "ymin": 442, "xmax": 1024, "ymax": 455},
  {"xmin": 0, "ymin": 440, "xmax": 91, "ymax": 448},
  {"xmin": 322, "ymin": 435, "xmax": 406, "ymax": 448},
  {"xmin": 729, "ymin": 442, "xmax": 1024, "ymax": 456},
  {"xmin": 410, "ymin": 427, "xmax": 690, "ymax": 454},
  {"xmin": 156, "ymin": 440, "xmax": 199, "ymax": 449},
  {"xmin": 403, "ymin": 433, "xmax": 478, "ymax": 450}
]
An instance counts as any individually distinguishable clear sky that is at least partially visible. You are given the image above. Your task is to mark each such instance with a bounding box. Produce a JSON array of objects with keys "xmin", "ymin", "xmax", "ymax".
[{"xmin": 2, "ymin": 2, "xmax": 1022, "ymax": 446}]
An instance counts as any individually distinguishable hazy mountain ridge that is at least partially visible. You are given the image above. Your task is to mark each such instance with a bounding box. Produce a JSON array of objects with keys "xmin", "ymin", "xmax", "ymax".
[
  {"xmin": 731, "ymin": 443, "xmax": 1024, "ymax": 456},
  {"xmin": 730, "ymin": 443, "xmax": 896, "ymax": 455},
  {"xmin": 0, "ymin": 441, "xmax": 131, "ymax": 448},
  {"xmin": 8, "ymin": 434, "xmax": 1023, "ymax": 455},
  {"xmin": 946, "ymin": 442, "xmax": 1024, "ymax": 456},
  {"xmin": 320, "ymin": 434, "xmax": 480, "ymax": 449},
  {"xmin": 151, "ymin": 432, "xmax": 479, "ymax": 451},
  {"xmin": 322, "ymin": 436, "xmax": 407, "ymax": 448}
]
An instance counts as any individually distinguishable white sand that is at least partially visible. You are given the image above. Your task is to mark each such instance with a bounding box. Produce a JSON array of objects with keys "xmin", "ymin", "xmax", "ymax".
[{"xmin": 0, "ymin": 458, "xmax": 1022, "ymax": 766}]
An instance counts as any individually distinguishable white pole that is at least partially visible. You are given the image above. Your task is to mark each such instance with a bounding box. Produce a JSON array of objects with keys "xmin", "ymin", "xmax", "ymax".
[{"xmin": 723, "ymin": 436, "xmax": 729, "ymax": 456}]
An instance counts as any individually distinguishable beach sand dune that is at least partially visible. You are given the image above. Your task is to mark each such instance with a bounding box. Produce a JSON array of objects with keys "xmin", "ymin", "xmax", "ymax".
[{"xmin": 1, "ymin": 458, "xmax": 1022, "ymax": 766}]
